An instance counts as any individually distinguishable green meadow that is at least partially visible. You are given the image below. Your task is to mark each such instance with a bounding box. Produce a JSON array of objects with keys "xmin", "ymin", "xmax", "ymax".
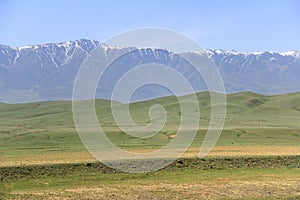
[
  {"xmin": 0, "ymin": 92, "xmax": 299, "ymax": 161},
  {"xmin": 0, "ymin": 92, "xmax": 300, "ymax": 199}
]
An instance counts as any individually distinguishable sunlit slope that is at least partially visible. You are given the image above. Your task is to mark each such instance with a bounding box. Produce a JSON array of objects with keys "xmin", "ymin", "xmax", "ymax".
[{"xmin": 0, "ymin": 92, "xmax": 300, "ymax": 162}]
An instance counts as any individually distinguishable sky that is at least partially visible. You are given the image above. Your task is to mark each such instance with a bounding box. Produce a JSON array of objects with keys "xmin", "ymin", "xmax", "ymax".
[{"xmin": 0, "ymin": 0, "xmax": 299, "ymax": 52}]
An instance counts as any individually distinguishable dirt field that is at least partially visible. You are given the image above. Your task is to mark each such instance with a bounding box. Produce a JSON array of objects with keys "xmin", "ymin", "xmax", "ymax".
[
  {"xmin": 2, "ymin": 145, "xmax": 300, "ymax": 167},
  {"xmin": 10, "ymin": 180, "xmax": 300, "ymax": 200},
  {"xmin": 1, "ymin": 155, "xmax": 300, "ymax": 200},
  {"xmin": 5, "ymin": 167, "xmax": 300, "ymax": 200}
]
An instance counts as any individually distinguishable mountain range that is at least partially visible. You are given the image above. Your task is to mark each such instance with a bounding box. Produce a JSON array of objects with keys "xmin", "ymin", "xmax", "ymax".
[{"xmin": 0, "ymin": 39, "xmax": 299, "ymax": 103}]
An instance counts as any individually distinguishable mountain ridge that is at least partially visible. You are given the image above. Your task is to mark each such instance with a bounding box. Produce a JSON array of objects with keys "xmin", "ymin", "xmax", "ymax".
[
  {"xmin": 2, "ymin": 39, "xmax": 299, "ymax": 55},
  {"xmin": 0, "ymin": 39, "xmax": 300, "ymax": 103}
]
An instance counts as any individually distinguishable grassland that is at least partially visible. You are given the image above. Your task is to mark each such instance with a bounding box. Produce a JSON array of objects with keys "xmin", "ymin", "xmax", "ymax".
[
  {"xmin": 0, "ymin": 92, "xmax": 300, "ymax": 199},
  {"xmin": 1, "ymin": 156, "xmax": 300, "ymax": 199},
  {"xmin": 1, "ymin": 92, "xmax": 300, "ymax": 165}
]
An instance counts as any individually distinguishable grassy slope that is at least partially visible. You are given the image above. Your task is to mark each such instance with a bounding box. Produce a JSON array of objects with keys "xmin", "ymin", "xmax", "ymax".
[
  {"xmin": 0, "ymin": 92, "xmax": 300, "ymax": 164},
  {"xmin": 1, "ymin": 92, "xmax": 300, "ymax": 199}
]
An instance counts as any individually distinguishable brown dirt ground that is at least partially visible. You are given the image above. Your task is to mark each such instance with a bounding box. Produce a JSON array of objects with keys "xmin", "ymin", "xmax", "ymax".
[
  {"xmin": 2, "ymin": 145, "xmax": 300, "ymax": 167},
  {"xmin": 10, "ymin": 179, "xmax": 300, "ymax": 200}
]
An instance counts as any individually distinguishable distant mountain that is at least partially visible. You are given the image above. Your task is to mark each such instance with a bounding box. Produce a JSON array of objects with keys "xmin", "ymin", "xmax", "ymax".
[
  {"xmin": 0, "ymin": 39, "xmax": 299, "ymax": 103},
  {"xmin": 206, "ymin": 49, "xmax": 300, "ymax": 94}
]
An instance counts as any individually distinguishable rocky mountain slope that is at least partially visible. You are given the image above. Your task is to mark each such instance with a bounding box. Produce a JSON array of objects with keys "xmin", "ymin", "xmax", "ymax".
[{"xmin": 0, "ymin": 39, "xmax": 299, "ymax": 103}]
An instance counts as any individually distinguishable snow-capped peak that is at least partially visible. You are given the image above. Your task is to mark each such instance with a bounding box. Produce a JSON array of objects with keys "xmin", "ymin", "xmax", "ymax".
[{"xmin": 279, "ymin": 50, "xmax": 300, "ymax": 57}]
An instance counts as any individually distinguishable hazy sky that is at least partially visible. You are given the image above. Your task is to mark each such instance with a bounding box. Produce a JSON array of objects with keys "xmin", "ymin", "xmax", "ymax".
[{"xmin": 0, "ymin": 0, "xmax": 299, "ymax": 52}]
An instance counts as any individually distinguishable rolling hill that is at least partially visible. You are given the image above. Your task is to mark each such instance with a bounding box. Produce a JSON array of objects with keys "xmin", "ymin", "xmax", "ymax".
[{"xmin": 0, "ymin": 91, "xmax": 300, "ymax": 166}]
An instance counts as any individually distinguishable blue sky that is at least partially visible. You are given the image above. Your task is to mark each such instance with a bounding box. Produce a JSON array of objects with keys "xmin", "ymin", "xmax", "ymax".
[{"xmin": 0, "ymin": 0, "xmax": 299, "ymax": 52}]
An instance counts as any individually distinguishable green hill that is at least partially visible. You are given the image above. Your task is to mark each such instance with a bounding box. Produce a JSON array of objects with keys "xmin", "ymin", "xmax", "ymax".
[{"xmin": 0, "ymin": 92, "xmax": 300, "ymax": 165}]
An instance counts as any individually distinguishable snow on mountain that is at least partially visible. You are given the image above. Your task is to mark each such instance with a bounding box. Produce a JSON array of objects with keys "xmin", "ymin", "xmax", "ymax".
[
  {"xmin": 0, "ymin": 39, "xmax": 299, "ymax": 103},
  {"xmin": 279, "ymin": 50, "xmax": 300, "ymax": 58}
]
